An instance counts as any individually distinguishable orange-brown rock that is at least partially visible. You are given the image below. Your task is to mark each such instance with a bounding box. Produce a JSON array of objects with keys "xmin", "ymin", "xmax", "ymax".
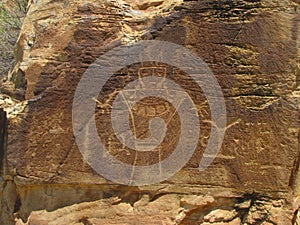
[{"xmin": 0, "ymin": 0, "xmax": 299, "ymax": 224}]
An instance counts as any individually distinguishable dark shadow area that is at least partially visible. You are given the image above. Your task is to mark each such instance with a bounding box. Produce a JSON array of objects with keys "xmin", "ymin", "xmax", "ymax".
[{"xmin": 0, "ymin": 108, "xmax": 8, "ymax": 176}]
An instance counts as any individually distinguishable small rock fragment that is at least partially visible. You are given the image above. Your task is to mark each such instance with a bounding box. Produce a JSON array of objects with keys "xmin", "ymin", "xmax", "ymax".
[
  {"xmin": 202, "ymin": 217, "xmax": 241, "ymax": 225},
  {"xmin": 235, "ymin": 200, "xmax": 251, "ymax": 209},
  {"xmin": 180, "ymin": 195, "xmax": 215, "ymax": 211},
  {"xmin": 204, "ymin": 209, "xmax": 238, "ymax": 223}
]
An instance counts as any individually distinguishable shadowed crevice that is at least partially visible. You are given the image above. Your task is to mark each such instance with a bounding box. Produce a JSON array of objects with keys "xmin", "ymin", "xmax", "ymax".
[{"xmin": 0, "ymin": 108, "xmax": 8, "ymax": 176}]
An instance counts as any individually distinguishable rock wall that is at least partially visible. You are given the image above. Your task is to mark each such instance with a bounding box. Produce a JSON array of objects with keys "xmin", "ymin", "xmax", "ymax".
[
  {"xmin": 0, "ymin": 108, "xmax": 7, "ymax": 173},
  {"xmin": 0, "ymin": 0, "xmax": 299, "ymax": 224}
]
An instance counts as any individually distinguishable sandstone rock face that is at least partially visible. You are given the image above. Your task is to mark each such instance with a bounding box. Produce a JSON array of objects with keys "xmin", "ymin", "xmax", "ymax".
[
  {"xmin": 12, "ymin": 194, "xmax": 295, "ymax": 225},
  {"xmin": 0, "ymin": 0, "xmax": 299, "ymax": 224}
]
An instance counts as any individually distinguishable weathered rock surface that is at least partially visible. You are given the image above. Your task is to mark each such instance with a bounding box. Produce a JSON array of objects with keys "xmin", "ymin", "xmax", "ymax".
[
  {"xmin": 0, "ymin": 0, "xmax": 299, "ymax": 224},
  {"xmin": 12, "ymin": 194, "xmax": 295, "ymax": 225}
]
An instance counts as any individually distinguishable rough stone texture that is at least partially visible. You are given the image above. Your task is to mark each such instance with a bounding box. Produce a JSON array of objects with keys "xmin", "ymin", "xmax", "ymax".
[
  {"xmin": 204, "ymin": 209, "xmax": 238, "ymax": 223},
  {"xmin": 0, "ymin": 109, "xmax": 7, "ymax": 173},
  {"xmin": 12, "ymin": 194, "xmax": 295, "ymax": 225},
  {"xmin": 0, "ymin": 0, "xmax": 299, "ymax": 224}
]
